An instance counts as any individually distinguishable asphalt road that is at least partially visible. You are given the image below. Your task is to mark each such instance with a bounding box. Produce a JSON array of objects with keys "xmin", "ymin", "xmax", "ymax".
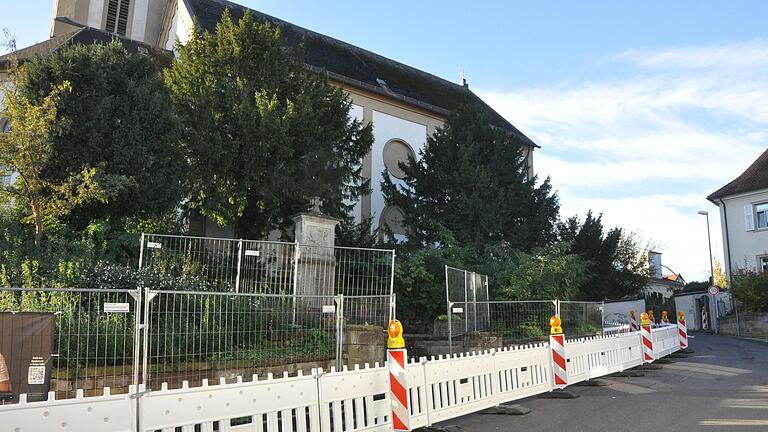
[{"xmin": 447, "ymin": 333, "xmax": 768, "ymax": 432}]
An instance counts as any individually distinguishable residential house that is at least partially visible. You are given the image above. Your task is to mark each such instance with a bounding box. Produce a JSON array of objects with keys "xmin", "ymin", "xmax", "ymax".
[
  {"xmin": 0, "ymin": 0, "xmax": 538, "ymax": 238},
  {"xmin": 707, "ymin": 148, "xmax": 768, "ymax": 281}
]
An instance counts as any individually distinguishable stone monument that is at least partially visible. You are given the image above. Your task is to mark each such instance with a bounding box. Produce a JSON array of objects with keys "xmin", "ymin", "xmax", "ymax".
[{"xmin": 293, "ymin": 198, "xmax": 340, "ymax": 308}]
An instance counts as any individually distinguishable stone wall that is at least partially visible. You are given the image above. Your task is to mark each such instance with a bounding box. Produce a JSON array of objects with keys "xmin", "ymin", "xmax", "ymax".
[
  {"xmin": 344, "ymin": 324, "xmax": 386, "ymax": 366},
  {"xmin": 719, "ymin": 313, "xmax": 768, "ymax": 340}
]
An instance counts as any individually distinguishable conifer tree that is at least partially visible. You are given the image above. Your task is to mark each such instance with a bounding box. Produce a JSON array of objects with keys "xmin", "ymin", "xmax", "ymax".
[{"xmin": 382, "ymin": 103, "xmax": 558, "ymax": 251}]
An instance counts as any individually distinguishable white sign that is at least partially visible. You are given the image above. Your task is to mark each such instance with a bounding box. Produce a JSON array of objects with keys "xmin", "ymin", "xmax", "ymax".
[
  {"xmin": 104, "ymin": 302, "xmax": 131, "ymax": 313},
  {"xmin": 244, "ymin": 250, "xmax": 260, "ymax": 257},
  {"xmin": 322, "ymin": 305, "xmax": 336, "ymax": 314},
  {"xmin": 708, "ymin": 286, "xmax": 720, "ymax": 296},
  {"xmin": 452, "ymin": 307, "xmax": 464, "ymax": 314},
  {"xmin": 147, "ymin": 241, "xmax": 162, "ymax": 249}
]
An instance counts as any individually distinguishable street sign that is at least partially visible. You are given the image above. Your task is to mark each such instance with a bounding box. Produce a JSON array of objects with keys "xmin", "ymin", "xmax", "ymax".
[{"xmin": 708, "ymin": 285, "xmax": 719, "ymax": 296}]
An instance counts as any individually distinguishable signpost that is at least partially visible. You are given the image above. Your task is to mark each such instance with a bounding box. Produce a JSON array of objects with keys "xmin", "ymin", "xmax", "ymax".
[{"xmin": 708, "ymin": 286, "xmax": 719, "ymax": 333}]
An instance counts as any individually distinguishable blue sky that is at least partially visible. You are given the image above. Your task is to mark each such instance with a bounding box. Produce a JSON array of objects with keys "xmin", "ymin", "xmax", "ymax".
[{"xmin": 4, "ymin": 0, "xmax": 768, "ymax": 282}]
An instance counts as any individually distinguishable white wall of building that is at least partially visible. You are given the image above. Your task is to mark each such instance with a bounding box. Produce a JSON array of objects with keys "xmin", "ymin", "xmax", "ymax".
[
  {"xmin": 164, "ymin": 0, "xmax": 194, "ymax": 50},
  {"xmin": 370, "ymin": 110, "xmax": 427, "ymax": 230},
  {"xmin": 603, "ymin": 298, "xmax": 646, "ymax": 324},
  {"xmin": 717, "ymin": 187, "xmax": 768, "ymax": 279}
]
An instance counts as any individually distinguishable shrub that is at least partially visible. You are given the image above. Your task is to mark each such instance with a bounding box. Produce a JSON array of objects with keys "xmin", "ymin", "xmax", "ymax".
[{"xmin": 731, "ymin": 269, "xmax": 768, "ymax": 313}]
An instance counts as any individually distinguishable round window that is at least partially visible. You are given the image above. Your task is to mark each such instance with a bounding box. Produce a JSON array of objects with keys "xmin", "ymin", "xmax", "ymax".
[
  {"xmin": 382, "ymin": 139, "xmax": 415, "ymax": 180},
  {"xmin": 380, "ymin": 206, "xmax": 407, "ymax": 235}
]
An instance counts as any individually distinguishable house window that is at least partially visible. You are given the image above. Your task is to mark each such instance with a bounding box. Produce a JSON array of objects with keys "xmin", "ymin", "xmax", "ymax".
[
  {"xmin": 761, "ymin": 256, "xmax": 768, "ymax": 273},
  {"xmin": 105, "ymin": 0, "xmax": 131, "ymax": 36},
  {"xmin": 756, "ymin": 203, "xmax": 768, "ymax": 230}
]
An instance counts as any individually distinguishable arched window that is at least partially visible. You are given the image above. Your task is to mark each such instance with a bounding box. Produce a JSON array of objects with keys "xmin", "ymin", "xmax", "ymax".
[{"xmin": 382, "ymin": 139, "xmax": 416, "ymax": 180}]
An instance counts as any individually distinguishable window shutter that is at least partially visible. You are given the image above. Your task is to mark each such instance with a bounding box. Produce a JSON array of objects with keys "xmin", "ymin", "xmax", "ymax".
[{"xmin": 745, "ymin": 204, "xmax": 755, "ymax": 231}]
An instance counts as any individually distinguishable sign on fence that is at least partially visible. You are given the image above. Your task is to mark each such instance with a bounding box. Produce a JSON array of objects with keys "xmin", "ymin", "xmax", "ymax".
[{"xmin": 0, "ymin": 313, "xmax": 55, "ymax": 403}]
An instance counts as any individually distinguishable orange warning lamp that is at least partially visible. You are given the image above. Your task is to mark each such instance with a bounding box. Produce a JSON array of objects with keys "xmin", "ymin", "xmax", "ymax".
[
  {"xmin": 630, "ymin": 310, "xmax": 636, "ymax": 318},
  {"xmin": 661, "ymin": 311, "xmax": 669, "ymax": 322},
  {"xmin": 387, "ymin": 320, "xmax": 405, "ymax": 349},
  {"xmin": 640, "ymin": 312, "xmax": 650, "ymax": 326},
  {"xmin": 550, "ymin": 315, "xmax": 563, "ymax": 335},
  {"xmin": 678, "ymin": 311, "xmax": 685, "ymax": 321}
]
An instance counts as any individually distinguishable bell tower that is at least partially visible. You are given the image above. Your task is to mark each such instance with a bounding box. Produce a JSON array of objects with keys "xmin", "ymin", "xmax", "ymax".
[{"xmin": 50, "ymin": 0, "xmax": 170, "ymax": 47}]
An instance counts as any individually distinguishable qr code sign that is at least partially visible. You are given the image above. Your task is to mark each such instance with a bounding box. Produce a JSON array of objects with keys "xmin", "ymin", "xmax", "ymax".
[{"xmin": 28, "ymin": 366, "xmax": 46, "ymax": 385}]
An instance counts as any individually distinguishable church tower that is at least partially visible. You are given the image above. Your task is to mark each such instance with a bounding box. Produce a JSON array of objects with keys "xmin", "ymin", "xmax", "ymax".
[{"xmin": 50, "ymin": 0, "xmax": 171, "ymax": 47}]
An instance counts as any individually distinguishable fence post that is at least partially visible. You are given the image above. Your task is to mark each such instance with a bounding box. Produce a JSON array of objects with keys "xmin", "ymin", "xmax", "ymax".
[
  {"xmin": 234, "ymin": 239, "xmax": 243, "ymax": 293},
  {"xmin": 463, "ymin": 270, "xmax": 469, "ymax": 334},
  {"xmin": 141, "ymin": 288, "xmax": 158, "ymax": 387},
  {"xmin": 138, "ymin": 233, "xmax": 145, "ymax": 269},
  {"xmin": 335, "ymin": 294, "xmax": 345, "ymax": 370},
  {"xmin": 131, "ymin": 289, "xmax": 142, "ymax": 391},
  {"xmin": 445, "ymin": 266, "xmax": 452, "ymax": 354},
  {"xmin": 292, "ymin": 242, "xmax": 300, "ymax": 326},
  {"xmin": 389, "ymin": 250, "xmax": 396, "ymax": 322},
  {"xmin": 471, "ymin": 273, "xmax": 478, "ymax": 333}
]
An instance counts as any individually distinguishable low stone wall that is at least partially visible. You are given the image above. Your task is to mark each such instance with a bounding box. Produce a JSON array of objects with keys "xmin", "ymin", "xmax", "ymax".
[
  {"xmin": 719, "ymin": 313, "xmax": 768, "ymax": 340},
  {"xmin": 344, "ymin": 324, "xmax": 386, "ymax": 366}
]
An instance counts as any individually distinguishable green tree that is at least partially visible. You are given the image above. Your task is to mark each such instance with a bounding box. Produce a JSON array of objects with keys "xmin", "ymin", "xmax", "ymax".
[
  {"xmin": 164, "ymin": 11, "xmax": 372, "ymax": 238},
  {"xmin": 558, "ymin": 211, "xmax": 648, "ymax": 300},
  {"xmin": 499, "ymin": 243, "xmax": 590, "ymax": 301},
  {"xmin": 15, "ymin": 41, "xmax": 185, "ymax": 230},
  {"xmin": 382, "ymin": 102, "xmax": 558, "ymax": 250},
  {"xmin": 0, "ymin": 76, "xmax": 122, "ymax": 245}
]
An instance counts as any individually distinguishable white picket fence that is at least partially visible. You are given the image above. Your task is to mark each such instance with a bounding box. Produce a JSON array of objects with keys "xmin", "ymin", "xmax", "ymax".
[{"xmin": 1, "ymin": 325, "xmax": 681, "ymax": 432}]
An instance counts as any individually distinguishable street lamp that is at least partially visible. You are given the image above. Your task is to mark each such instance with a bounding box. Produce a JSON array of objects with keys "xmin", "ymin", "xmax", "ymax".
[{"xmin": 698, "ymin": 210, "xmax": 717, "ymax": 333}]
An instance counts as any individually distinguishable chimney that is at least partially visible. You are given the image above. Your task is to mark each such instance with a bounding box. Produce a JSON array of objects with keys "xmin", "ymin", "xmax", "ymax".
[
  {"xmin": 648, "ymin": 251, "xmax": 663, "ymax": 279},
  {"xmin": 459, "ymin": 70, "xmax": 469, "ymax": 89}
]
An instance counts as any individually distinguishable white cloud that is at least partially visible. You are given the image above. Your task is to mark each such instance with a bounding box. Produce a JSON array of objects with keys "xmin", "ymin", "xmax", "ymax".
[
  {"xmin": 476, "ymin": 40, "xmax": 768, "ymax": 282},
  {"xmin": 617, "ymin": 40, "xmax": 768, "ymax": 70}
]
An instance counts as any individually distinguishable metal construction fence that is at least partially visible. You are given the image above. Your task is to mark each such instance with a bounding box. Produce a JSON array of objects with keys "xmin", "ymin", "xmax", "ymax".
[
  {"xmin": 0, "ymin": 287, "xmax": 393, "ymax": 402},
  {"xmin": 444, "ymin": 265, "xmax": 608, "ymax": 353},
  {"xmin": 139, "ymin": 233, "xmax": 395, "ymax": 300}
]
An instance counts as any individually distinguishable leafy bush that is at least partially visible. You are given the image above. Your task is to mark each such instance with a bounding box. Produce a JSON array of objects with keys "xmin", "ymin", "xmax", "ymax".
[{"xmin": 731, "ymin": 269, "xmax": 768, "ymax": 312}]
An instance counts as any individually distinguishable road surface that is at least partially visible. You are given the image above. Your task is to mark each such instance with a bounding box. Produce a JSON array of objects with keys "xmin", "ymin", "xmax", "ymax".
[{"xmin": 447, "ymin": 333, "xmax": 768, "ymax": 431}]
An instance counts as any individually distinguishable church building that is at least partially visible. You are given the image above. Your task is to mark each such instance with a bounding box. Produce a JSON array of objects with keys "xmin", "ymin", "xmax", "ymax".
[{"xmin": 5, "ymin": 0, "xmax": 539, "ymax": 237}]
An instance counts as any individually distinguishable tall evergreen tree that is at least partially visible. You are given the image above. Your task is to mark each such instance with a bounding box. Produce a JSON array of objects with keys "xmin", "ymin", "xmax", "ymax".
[
  {"xmin": 382, "ymin": 103, "xmax": 558, "ymax": 250},
  {"xmin": 558, "ymin": 211, "xmax": 648, "ymax": 300},
  {"xmin": 164, "ymin": 11, "xmax": 373, "ymax": 238},
  {"xmin": 4, "ymin": 41, "xmax": 185, "ymax": 234}
]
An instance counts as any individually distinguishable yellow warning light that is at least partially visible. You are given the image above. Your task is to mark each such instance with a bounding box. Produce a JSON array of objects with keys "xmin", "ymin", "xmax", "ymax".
[
  {"xmin": 387, "ymin": 320, "xmax": 405, "ymax": 349},
  {"xmin": 630, "ymin": 310, "xmax": 636, "ymax": 318},
  {"xmin": 640, "ymin": 312, "xmax": 650, "ymax": 326},
  {"xmin": 550, "ymin": 315, "xmax": 563, "ymax": 335},
  {"xmin": 678, "ymin": 311, "xmax": 685, "ymax": 321}
]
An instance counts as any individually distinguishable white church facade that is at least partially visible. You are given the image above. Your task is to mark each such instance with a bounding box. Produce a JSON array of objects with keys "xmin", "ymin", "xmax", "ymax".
[{"xmin": 6, "ymin": 0, "xmax": 538, "ymax": 237}]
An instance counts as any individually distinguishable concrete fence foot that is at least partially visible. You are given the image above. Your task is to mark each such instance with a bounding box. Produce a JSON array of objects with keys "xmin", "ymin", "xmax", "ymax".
[
  {"xmin": 538, "ymin": 389, "xmax": 579, "ymax": 399},
  {"xmin": 481, "ymin": 403, "xmax": 532, "ymax": 415},
  {"xmin": 654, "ymin": 358, "xmax": 673, "ymax": 364},
  {"xmin": 637, "ymin": 363, "xmax": 663, "ymax": 370},
  {"xmin": 415, "ymin": 426, "xmax": 465, "ymax": 432},
  {"xmin": 576, "ymin": 379, "xmax": 609, "ymax": 387},
  {"xmin": 612, "ymin": 370, "xmax": 645, "ymax": 377}
]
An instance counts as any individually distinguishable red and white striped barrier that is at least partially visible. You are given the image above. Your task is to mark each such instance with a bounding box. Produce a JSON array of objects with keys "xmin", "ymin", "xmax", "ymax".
[
  {"xmin": 388, "ymin": 349, "xmax": 409, "ymax": 431},
  {"xmin": 549, "ymin": 316, "xmax": 567, "ymax": 388},
  {"xmin": 678, "ymin": 311, "xmax": 688, "ymax": 349},
  {"xmin": 630, "ymin": 310, "xmax": 639, "ymax": 332},
  {"xmin": 701, "ymin": 306, "xmax": 708, "ymax": 331},
  {"xmin": 387, "ymin": 320, "xmax": 409, "ymax": 432},
  {"xmin": 641, "ymin": 312, "xmax": 654, "ymax": 363}
]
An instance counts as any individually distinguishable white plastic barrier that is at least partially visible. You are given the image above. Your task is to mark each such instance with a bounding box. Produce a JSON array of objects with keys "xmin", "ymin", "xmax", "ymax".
[
  {"xmin": 4, "ymin": 330, "xmax": 683, "ymax": 432},
  {"xmin": 651, "ymin": 324, "xmax": 680, "ymax": 358},
  {"xmin": 0, "ymin": 388, "xmax": 135, "ymax": 432}
]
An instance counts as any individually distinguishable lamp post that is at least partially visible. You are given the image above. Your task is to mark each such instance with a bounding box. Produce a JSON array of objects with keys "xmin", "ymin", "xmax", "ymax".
[{"xmin": 698, "ymin": 211, "xmax": 718, "ymax": 333}]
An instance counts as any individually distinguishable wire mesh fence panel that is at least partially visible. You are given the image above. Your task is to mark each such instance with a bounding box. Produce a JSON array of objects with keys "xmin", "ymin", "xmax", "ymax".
[
  {"xmin": 140, "ymin": 234, "xmax": 296, "ymax": 294},
  {"xmin": 558, "ymin": 301, "xmax": 604, "ymax": 338},
  {"xmin": 0, "ymin": 288, "xmax": 140, "ymax": 402},
  {"xmin": 143, "ymin": 291, "xmax": 339, "ymax": 390},
  {"xmin": 445, "ymin": 266, "xmax": 490, "ymax": 334},
  {"xmin": 485, "ymin": 301, "xmax": 557, "ymax": 341},
  {"xmin": 341, "ymin": 295, "xmax": 394, "ymax": 327}
]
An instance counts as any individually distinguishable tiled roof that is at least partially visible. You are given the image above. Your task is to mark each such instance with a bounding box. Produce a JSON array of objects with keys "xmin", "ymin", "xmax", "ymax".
[
  {"xmin": 185, "ymin": 0, "xmax": 538, "ymax": 147},
  {"xmin": 0, "ymin": 23, "xmax": 172, "ymax": 70},
  {"xmin": 708, "ymin": 148, "xmax": 768, "ymax": 202}
]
